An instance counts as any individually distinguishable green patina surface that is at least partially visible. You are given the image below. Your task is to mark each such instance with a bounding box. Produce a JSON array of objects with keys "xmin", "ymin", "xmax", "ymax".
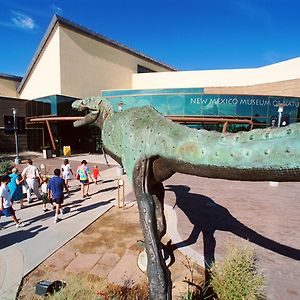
[{"xmin": 72, "ymin": 96, "xmax": 300, "ymax": 184}]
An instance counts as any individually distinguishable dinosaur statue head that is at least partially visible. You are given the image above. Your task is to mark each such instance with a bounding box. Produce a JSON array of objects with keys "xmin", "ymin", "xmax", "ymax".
[{"xmin": 72, "ymin": 96, "xmax": 113, "ymax": 129}]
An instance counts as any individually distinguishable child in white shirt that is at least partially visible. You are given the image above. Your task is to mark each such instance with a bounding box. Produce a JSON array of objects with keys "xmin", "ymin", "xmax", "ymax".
[
  {"xmin": 61, "ymin": 159, "xmax": 73, "ymax": 188},
  {"xmin": 40, "ymin": 175, "xmax": 54, "ymax": 212},
  {"xmin": 0, "ymin": 174, "xmax": 28, "ymax": 228}
]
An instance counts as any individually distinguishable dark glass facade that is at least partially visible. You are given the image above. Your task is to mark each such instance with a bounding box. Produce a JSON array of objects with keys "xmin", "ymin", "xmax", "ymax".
[
  {"xmin": 26, "ymin": 95, "xmax": 100, "ymax": 154},
  {"xmin": 102, "ymin": 88, "xmax": 300, "ymax": 131}
]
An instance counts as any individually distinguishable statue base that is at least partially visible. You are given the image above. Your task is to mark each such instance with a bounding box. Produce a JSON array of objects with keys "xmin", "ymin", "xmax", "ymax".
[{"xmin": 137, "ymin": 248, "xmax": 171, "ymax": 272}]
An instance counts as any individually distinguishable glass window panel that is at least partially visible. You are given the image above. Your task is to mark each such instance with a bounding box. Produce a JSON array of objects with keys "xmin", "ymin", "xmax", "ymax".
[
  {"xmin": 184, "ymin": 94, "xmax": 202, "ymax": 116},
  {"xmin": 218, "ymin": 95, "xmax": 237, "ymax": 116},
  {"xmin": 268, "ymin": 97, "xmax": 299, "ymax": 125},
  {"xmin": 109, "ymin": 96, "xmax": 153, "ymax": 111},
  {"xmin": 167, "ymin": 95, "xmax": 184, "ymax": 115},
  {"xmin": 235, "ymin": 95, "xmax": 256, "ymax": 117},
  {"xmin": 56, "ymin": 95, "xmax": 79, "ymax": 116},
  {"xmin": 201, "ymin": 95, "xmax": 219, "ymax": 116},
  {"xmin": 252, "ymin": 96, "xmax": 269, "ymax": 123},
  {"xmin": 150, "ymin": 95, "xmax": 168, "ymax": 115}
]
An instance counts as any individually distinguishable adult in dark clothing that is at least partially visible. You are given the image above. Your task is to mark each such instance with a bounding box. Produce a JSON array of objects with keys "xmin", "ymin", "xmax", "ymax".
[{"xmin": 48, "ymin": 168, "xmax": 69, "ymax": 223}]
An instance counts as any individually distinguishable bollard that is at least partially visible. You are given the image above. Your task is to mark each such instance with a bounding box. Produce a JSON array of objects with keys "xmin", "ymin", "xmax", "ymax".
[
  {"xmin": 117, "ymin": 178, "xmax": 125, "ymax": 209},
  {"xmin": 40, "ymin": 163, "xmax": 50, "ymax": 175},
  {"xmin": 40, "ymin": 163, "xmax": 46, "ymax": 175}
]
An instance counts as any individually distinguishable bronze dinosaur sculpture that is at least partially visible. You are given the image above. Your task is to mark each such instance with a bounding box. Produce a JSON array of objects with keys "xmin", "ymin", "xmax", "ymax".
[{"xmin": 72, "ymin": 96, "xmax": 300, "ymax": 299}]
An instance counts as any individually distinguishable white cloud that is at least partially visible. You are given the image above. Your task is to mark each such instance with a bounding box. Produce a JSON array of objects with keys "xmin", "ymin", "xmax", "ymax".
[{"xmin": 11, "ymin": 11, "xmax": 35, "ymax": 29}]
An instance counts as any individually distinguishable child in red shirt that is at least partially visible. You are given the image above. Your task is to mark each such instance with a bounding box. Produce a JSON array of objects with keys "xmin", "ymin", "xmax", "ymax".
[{"xmin": 93, "ymin": 165, "xmax": 100, "ymax": 184}]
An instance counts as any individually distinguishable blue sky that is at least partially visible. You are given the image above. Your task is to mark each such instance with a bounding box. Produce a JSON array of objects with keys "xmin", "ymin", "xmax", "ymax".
[{"xmin": 1, "ymin": 0, "xmax": 300, "ymax": 76}]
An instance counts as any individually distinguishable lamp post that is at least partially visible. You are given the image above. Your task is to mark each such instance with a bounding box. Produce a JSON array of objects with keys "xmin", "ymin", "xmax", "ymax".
[
  {"xmin": 117, "ymin": 101, "xmax": 124, "ymax": 112},
  {"xmin": 277, "ymin": 104, "xmax": 284, "ymax": 128},
  {"xmin": 12, "ymin": 108, "xmax": 20, "ymax": 164}
]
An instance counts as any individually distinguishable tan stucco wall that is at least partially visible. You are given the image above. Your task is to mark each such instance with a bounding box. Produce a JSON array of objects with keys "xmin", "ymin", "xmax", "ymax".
[
  {"xmin": 19, "ymin": 27, "xmax": 61, "ymax": 100},
  {"xmin": 205, "ymin": 78, "xmax": 300, "ymax": 97},
  {"xmin": 0, "ymin": 77, "xmax": 20, "ymax": 98},
  {"xmin": 132, "ymin": 57, "xmax": 300, "ymax": 90},
  {"xmin": 59, "ymin": 26, "xmax": 171, "ymax": 99}
]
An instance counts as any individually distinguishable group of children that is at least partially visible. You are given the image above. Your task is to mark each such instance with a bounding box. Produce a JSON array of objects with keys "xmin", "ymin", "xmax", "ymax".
[
  {"xmin": 0, "ymin": 158, "xmax": 101, "ymax": 228},
  {"xmin": 41, "ymin": 159, "xmax": 102, "ymax": 221}
]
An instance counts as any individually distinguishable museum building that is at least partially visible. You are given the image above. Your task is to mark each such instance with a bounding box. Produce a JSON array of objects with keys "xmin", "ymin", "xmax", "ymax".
[{"xmin": 0, "ymin": 15, "xmax": 300, "ymax": 154}]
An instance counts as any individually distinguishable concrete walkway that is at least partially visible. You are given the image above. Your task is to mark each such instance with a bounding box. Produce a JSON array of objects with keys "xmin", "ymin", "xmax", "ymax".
[{"xmin": 0, "ymin": 154, "xmax": 124, "ymax": 300}]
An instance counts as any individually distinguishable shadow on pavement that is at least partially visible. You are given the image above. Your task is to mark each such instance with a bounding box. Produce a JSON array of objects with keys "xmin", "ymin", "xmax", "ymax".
[
  {"xmin": 0, "ymin": 225, "xmax": 48, "ymax": 249},
  {"xmin": 0, "ymin": 198, "xmax": 114, "ymax": 249},
  {"xmin": 102, "ymin": 179, "xmax": 116, "ymax": 184},
  {"xmin": 62, "ymin": 198, "xmax": 114, "ymax": 221},
  {"xmin": 90, "ymin": 186, "xmax": 117, "ymax": 196},
  {"xmin": 166, "ymin": 184, "xmax": 300, "ymax": 268}
]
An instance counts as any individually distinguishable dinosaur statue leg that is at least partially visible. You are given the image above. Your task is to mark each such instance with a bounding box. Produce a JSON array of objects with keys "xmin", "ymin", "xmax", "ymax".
[
  {"xmin": 150, "ymin": 157, "xmax": 175, "ymax": 240},
  {"xmin": 133, "ymin": 158, "xmax": 172, "ymax": 300},
  {"xmin": 149, "ymin": 180, "xmax": 166, "ymax": 240},
  {"xmin": 147, "ymin": 158, "xmax": 167, "ymax": 240}
]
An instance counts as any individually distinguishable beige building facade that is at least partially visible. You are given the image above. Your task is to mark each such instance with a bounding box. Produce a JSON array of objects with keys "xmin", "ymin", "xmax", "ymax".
[
  {"xmin": 0, "ymin": 74, "xmax": 22, "ymax": 98},
  {"xmin": 133, "ymin": 57, "xmax": 300, "ymax": 97},
  {"xmin": 0, "ymin": 14, "xmax": 299, "ymax": 152},
  {"xmin": 17, "ymin": 15, "xmax": 175, "ymax": 100},
  {"xmin": 58, "ymin": 26, "xmax": 172, "ymax": 98},
  {"xmin": 205, "ymin": 78, "xmax": 300, "ymax": 98}
]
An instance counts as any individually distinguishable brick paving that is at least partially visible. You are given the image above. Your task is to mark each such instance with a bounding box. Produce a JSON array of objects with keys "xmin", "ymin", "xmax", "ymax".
[
  {"xmin": 44, "ymin": 249, "xmax": 76, "ymax": 271},
  {"xmin": 64, "ymin": 253, "xmax": 101, "ymax": 273},
  {"xmin": 107, "ymin": 250, "xmax": 146, "ymax": 287}
]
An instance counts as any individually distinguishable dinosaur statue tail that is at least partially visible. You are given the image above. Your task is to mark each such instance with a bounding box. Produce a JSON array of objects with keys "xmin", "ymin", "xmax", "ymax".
[{"xmin": 164, "ymin": 123, "xmax": 300, "ymax": 182}]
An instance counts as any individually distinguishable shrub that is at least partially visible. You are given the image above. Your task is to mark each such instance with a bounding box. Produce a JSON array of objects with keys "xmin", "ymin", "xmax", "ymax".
[
  {"xmin": 0, "ymin": 160, "xmax": 13, "ymax": 176},
  {"xmin": 43, "ymin": 273, "xmax": 148, "ymax": 300},
  {"xmin": 209, "ymin": 240, "xmax": 265, "ymax": 300}
]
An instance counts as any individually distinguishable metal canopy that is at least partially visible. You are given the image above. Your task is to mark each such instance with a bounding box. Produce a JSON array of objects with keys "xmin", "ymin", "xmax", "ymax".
[
  {"xmin": 166, "ymin": 116, "xmax": 253, "ymax": 133},
  {"xmin": 29, "ymin": 116, "xmax": 84, "ymax": 151}
]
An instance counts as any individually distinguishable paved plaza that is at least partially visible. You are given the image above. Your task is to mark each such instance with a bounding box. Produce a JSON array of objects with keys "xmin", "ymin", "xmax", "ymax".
[
  {"xmin": 164, "ymin": 174, "xmax": 300, "ymax": 300},
  {"xmin": 0, "ymin": 152, "xmax": 299, "ymax": 299}
]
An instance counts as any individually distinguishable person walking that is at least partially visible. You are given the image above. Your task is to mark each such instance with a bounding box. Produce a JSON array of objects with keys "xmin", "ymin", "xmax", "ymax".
[
  {"xmin": 40, "ymin": 175, "xmax": 55, "ymax": 212},
  {"xmin": 61, "ymin": 158, "xmax": 73, "ymax": 188},
  {"xmin": 93, "ymin": 165, "xmax": 101, "ymax": 184},
  {"xmin": 8, "ymin": 167, "xmax": 25, "ymax": 209},
  {"xmin": 21, "ymin": 159, "xmax": 42, "ymax": 203},
  {"xmin": 0, "ymin": 174, "xmax": 28, "ymax": 228},
  {"xmin": 48, "ymin": 168, "xmax": 69, "ymax": 223},
  {"xmin": 76, "ymin": 160, "xmax": 93, "ymax": 198}
]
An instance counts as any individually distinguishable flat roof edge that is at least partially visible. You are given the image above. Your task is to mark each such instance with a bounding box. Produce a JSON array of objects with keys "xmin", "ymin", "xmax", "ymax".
[{"xmin": 0, "ymin": 73, "xmax": 22, "ymax": 81}]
